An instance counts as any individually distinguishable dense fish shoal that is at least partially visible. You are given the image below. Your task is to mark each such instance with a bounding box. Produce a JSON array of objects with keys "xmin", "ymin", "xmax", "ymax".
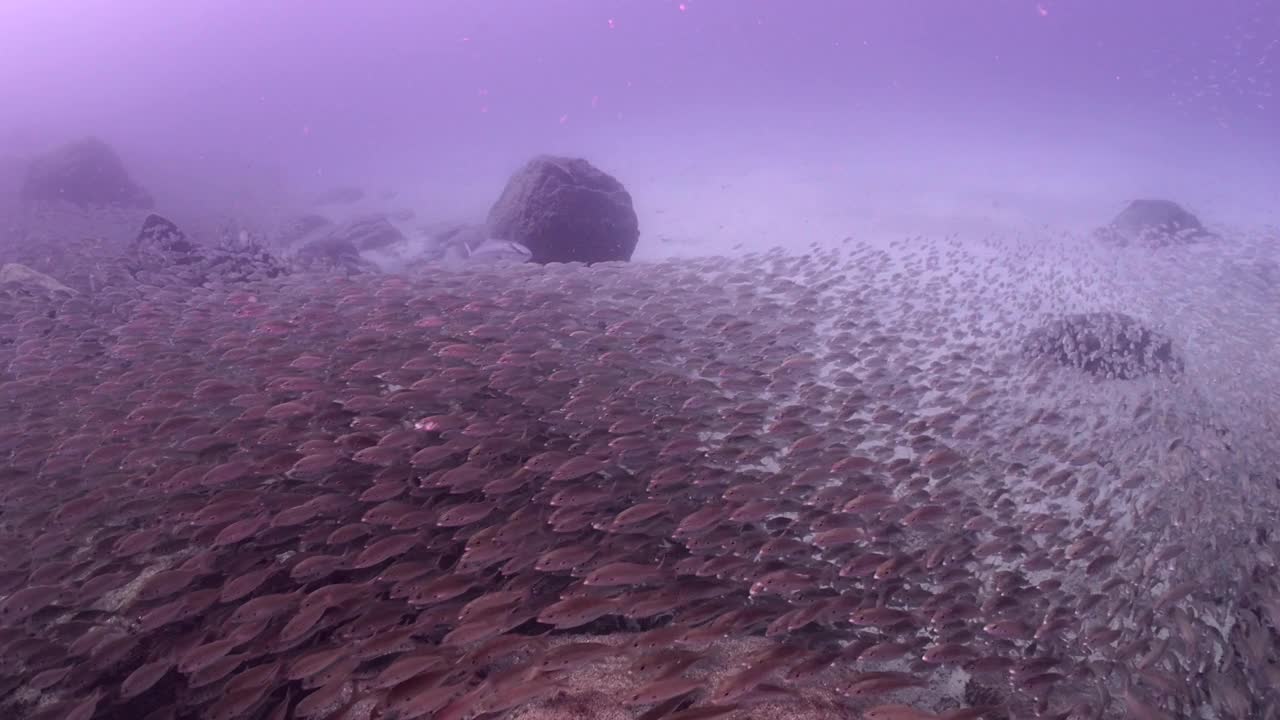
[{"xmin": 0, "ymin": 227, "xmax": 1278, "ymax": 720}]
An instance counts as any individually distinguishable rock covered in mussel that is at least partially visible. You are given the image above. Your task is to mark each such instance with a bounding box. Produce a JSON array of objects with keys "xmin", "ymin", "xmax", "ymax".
[
  {"xmin": 1023, "ymin": 311, "xmax": 1183, "ymax": 379},
  {"xmin": 128, "ymin": 213, "xmax": 289, "ymax": 287}
]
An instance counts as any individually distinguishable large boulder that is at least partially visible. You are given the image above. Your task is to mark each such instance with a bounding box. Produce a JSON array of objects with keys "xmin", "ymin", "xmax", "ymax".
[
  {"xmin": 128, "ymin": 214, "xmax": 288, "ymax": 287},
  {"xmin": 1023, "ymin": 311, "xmax": 1183, "ymax": 380},
  {"xmin": 487, "ymin": 155, "xmax": 639, "ymax": 264},
  {"xmin": 21, "ymin": 137, "xmax": 154, "ymax": 210},
  {"xmin": 1095, "ymin": 199, "xmax": 1213, "ymax": 248}
]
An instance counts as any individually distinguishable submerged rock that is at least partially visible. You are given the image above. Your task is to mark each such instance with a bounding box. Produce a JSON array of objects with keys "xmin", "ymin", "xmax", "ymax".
[
  {"xmin": 1095, "ymin": 199, "xmax": 1213, "ymax": 248},
  {"xmin": 330, "ymin": 214, "xmax": 407, "ymax": 252},
  {"xmin": 0, "ymin": 263, "xmax": 76, "ymax": 295},
  {"xmin": 21, "ymin": 137, "xmax": 154, "ymax": 210},
  {"xmin": 273, "ymin": 213, "xmax": 334, "ymax": 257},
  {"xmin": 292, "ymin": 235, "xmax": 380, "ymax": 275},
  {"xmin": 1024, "ymin": 311, "xmax": 1183, "ymax": 379},
  {"xmin": 128, "ymin": 213, "xmax": 288, "ymax": 287},
  {"xmin": 134, "ymin": 213, "xmax": 197, "ymax": 256},
  {"xmin": 279, "ymin": 214, "xmax": 335, "ymax": 246},
  {"xmin": 487, "ymin": 155, "xmax": 640, "ymax": 264}
]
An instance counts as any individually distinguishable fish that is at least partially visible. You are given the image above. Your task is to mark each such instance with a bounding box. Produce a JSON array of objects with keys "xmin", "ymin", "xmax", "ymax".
[
  {"xmin": 377, "ymin": 560, "xmax": 435, "ymax": 584},
  {"xmin": 610, "ymin": 501, "xmax": 670, "ymax": 528},
  {"xmin": 709, "ymin": 661, "xmax": 779, "ymax": 703},
  {"xmin": 861, "ymin": 705, "xmax": 939, "ymax": 720},
  {"xmin": 223, "ymin": 659, "xmax": 282, "ymax": 697},
  {"xmin": 113, "ymin": 527, "xmax": 167, "ymax": 555},
  {"xmin": 277, "ymin": 601, "xmax": 330, "ymax": 646},
  {"xmin": 483, "ymin": 670, "xmax": 563, "ymax": 712},
  {"xmin": 2, "ymin": 209, "xmax": 1273, "ymax": 720},
  {"xmin": 358, "ymin": 479, "xmax": 408, "ymax": 502},
  {"xmin": 220, "ymin": 566, "xmax": 278, "ymax": 604},
  {"xmin": 294, "ymin": 677, "xmax": 352, "ymax": 718},
  {"xmin": 626, "ymin": 676, "xmax": 704, "ymax": 706},
  {"xmin": 212, "ymin": 513, "xmax": 271, "ymax": 547},
  {"xmin": 178, "ymin": 636, "xmax": 242, "ymax": 675},
  {"xmin": 382, "ymin": 671, "xmax": 459, "ymax": 717},
  {"xmin": 584, "ymin": 561, "xmax": 666, "ymax": 587},
  {"xmin": 749, "ymin": 568, "xmax": 817, "ymax": 598},
  {"xmin": 436, "ymin": 501, "xmax": 496, "ymax": 527},
  {"xmin": 139, "ymin": 589, "xmax": 219, "ymax": 631},
  {"xmin": 406, "ymin": 573, "xmax": 480, "ymax": 606},
  {"xmin": 287, "ymin": 647, "xmax": 348, "ymax": 682},
  {"xmin": 120, "ymin": 658, "xmax": 174, "ymax": 700},
  {"xmin": 29, "ymin": 666, "xmax": 73, "ymax": 691},
  {"xmin": 861, "ymin": 640, "xmax": 916, "ymax": 662},
  {"xmin": 368, "ymin": 652, "xmax": 446, "ymax": 690},
  {"xmin": 921, "ymin": 642, "xmax": 978, "ymax": 664},
  {"xmin": 228, "ymin": 590, "xmax": 302, "ymax": 624},
  {"xmin": 289, "ymin": 554, "xmax": 349, "ymax": 583},
  {"xmin": 352, "ymin": 533, "xmax": 421, "ymax": 568},
  {"xmin": 535, "ymin": 543, "xmax": 598, "ymax": 571},
  {"xmin": 537, "ymin": 594, "xmax": 619, "ymax": 629},
  {"xmin": 187, "ymin": 650, "xmax": 250, "ymax": 689},
  {"xmin": 137, "ymin": 570, "xmax": 202, "ymax": 603},
  {"xmin": 200, "ymin": 459, "xmax": 254, "ymax": 486},
  {"xmin": 550, "ymin": 455, "xmax": 612, "ymax": 482},
  {"xmin": 849, "ymin": 606, "xmax": 915, "ymax": 627},
  {"xmin": 60, "ymin": 692, "xmax": 103, "ymax": 720},
  {"xmin": 327, "ymin": 523, "xmax": 374, "ymax": 545},
  {"xmin": 288, "ymin": 452, "xmax": 343, "ymax": 476},
  {"xmin": 0, "ymin": 584, "xmax": 64, "ymax": 621},
  {"xmin": 458, "ymin": 590, "xmax": 525, "ymax": 623},
  {"xmin": 842, "ymin": 673, "xmax": 929, "ymax": 697}
]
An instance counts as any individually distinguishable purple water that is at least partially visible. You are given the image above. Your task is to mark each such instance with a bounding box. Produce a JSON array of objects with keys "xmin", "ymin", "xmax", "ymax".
[{"xmin": 1, "ymin": 0, "xmax": 1275, "ymax": 252}]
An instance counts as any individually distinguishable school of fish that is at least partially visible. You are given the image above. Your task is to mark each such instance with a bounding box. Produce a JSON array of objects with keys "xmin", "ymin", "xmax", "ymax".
[{"xmin": 0, "ymin": 223, "xmax": 1277, "ymax": 720}]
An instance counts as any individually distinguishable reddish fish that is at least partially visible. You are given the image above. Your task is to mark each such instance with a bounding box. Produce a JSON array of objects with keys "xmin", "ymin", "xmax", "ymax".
[
  {"xmin": 212, "ymin": 514, "xmax": 270, "ymax": 548},
  {"xmin": 584, "ymin": 562, "xmax": 665, "ymax": 587},
  {"xmin": 537, "ymin": 595, "xmax": 619, "ymax": 629},
  {"xmin": 352, "ymin": 533, "xmax": 420, "ymax": 569},
  {"xmin": 228, "ymin": 590, "xmax": 302, "ymax": 624},
  {"xmin": 120, "ymin": 658, "xmax": 174, "ymax": 700}
]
